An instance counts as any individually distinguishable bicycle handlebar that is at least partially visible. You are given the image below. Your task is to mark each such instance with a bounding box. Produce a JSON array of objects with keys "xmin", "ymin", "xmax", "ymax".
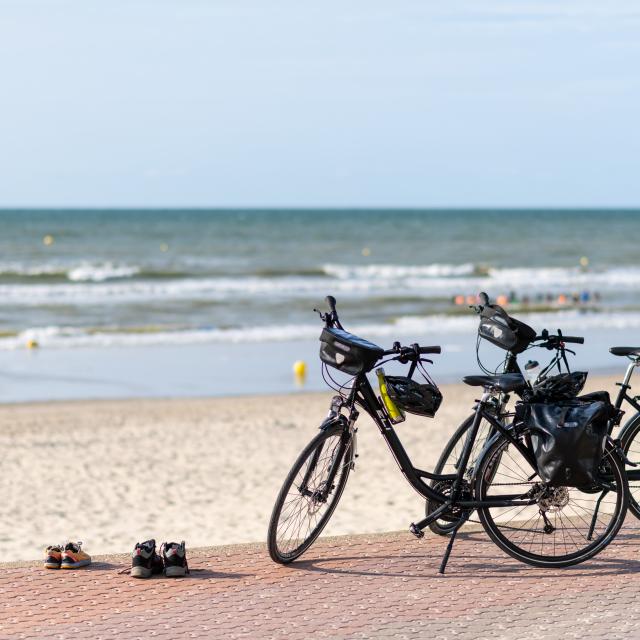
[
  {"xmin": 419, "ymin": 345, "xmax": 442, "ymax": 354},
  {"xmin": 382, "ymin": 343, "xmax": 441, "ymax": 357},
  {"xmin": 534, "ymin": 329, "xmax": 584, "ymax": 346},
  {"xmin": 558, "ymin": 336, "xmax": 584, "ymax": 344}
]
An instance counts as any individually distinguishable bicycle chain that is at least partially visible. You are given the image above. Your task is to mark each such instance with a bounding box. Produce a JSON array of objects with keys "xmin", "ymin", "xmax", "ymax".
[{"xmin": 489, "ymin": 482, "xmax": 535, "ymax": 486}]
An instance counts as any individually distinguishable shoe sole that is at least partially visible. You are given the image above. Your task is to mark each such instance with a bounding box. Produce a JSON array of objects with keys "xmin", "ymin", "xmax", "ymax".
[
  {"xmin": 131, "ymin": 565, "xmax": 152, "ymax": 579},
  {"xmin": 44, "ymin": 562, "xmax": 60, "ymax": 570},
  {"xmin": 165, "ymin": 565, "xmax": 187, "ymax": 577},
  {"xmin": 60, "ymin": 559, "xmax": 91, "ymax": 569}
]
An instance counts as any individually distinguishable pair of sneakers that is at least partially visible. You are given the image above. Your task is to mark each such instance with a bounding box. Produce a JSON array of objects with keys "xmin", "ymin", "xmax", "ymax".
[
  {"xmin": 44, "ymin": 542, "xmax": 91, "ymax": 569},
  {"xmin": 131, "ymin": 539, "xmax": 188, "ymax": 578}
]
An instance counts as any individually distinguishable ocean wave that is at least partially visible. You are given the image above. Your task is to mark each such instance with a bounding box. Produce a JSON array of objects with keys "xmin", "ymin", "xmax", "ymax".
[
  {"xmin": 3, "ymin": 310, "xmax": 640, "ymax": 350},
  {"xmin": 2, "ymin": 261, "xmax": 640, "ymax": 306},
  {"xmin": 323, "ymin": 263, "xmax": 478, "ymax": 279},
  {"xmin": 67, "ymin": 262, "xmax": 141, "ymax": 282},
  {"xmin": 0, "ymin": 261, "xmax": 142, "ymax": 282},
  {"xmin": 0, "ymin": 262, "xmax": 68, "ymax": 279},
  {"xmin": 487, "ymin": 266, "xmax": 640, "ymax": 288}
]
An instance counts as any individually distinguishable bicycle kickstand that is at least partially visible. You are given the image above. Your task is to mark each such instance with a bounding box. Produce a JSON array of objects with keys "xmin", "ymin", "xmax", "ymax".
[{"xmin": 438, "ymin": 513, "xmax": 470, "ymax": 575}]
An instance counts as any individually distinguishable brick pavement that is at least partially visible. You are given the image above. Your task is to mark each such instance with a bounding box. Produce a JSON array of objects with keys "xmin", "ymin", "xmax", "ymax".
[{"xmin": 2, "ymin": 522, "xmax": 640, "ymax": 640}]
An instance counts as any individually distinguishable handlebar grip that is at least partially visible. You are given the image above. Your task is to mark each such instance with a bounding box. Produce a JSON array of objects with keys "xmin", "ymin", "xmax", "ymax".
[
  {"xmin": 419, "ymin": 345, "xmax": 441, "ymax": 354},
  {"xmin": 325, "ymin": 295, "xmax": 337, "ymax": 314},
  {"xmin": 562, "ymin": 336, "xmax": 584, "ymax": 344}
]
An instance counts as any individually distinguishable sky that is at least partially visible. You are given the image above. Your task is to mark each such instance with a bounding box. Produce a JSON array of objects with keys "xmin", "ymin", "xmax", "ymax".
[{"xmin": 0, "ymin": 1, "xmax": 639, "ymax": 208}]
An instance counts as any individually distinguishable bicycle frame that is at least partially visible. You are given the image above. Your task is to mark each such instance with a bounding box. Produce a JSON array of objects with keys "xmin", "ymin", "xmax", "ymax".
[
  {"xmin": 340, "ymin": 373, "xmax": 539, "ymax": 513},
  {"xmin": 613, "ymin": 358, "xmax": 640, "ymax": 484},
  {"xmin": 612, "ymin": 359, "xmax": 640, "ymax": 419}
]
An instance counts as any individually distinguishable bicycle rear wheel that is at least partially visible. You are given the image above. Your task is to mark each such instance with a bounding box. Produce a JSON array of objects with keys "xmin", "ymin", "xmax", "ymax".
[
  {"xmin": 268, "ymin": 423, "xmax": 353, "ymax": 564},
  {"xmin": 619, "ymin": 413, "xmax": 640, "ymax": 519},
  {"xmin": 476, "ymin": 428, "xmax": 628, "ymax": 568}
]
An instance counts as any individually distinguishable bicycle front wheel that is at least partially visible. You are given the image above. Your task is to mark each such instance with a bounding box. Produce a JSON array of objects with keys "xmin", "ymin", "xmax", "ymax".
[
  {"xmin": 268, "ymin": 423, "xmax": 353, "ymax": 564},
  {"xmin": 476, "ymin": 429, "xmax": 628, "ymax": 568}
]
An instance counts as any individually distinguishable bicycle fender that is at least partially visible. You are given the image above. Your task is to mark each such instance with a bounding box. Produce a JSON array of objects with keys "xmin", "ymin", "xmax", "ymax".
[
  {"xmin": 469, "ymin": 432, "xmax": 503, "ymax": 482},
  {"xmin": 319, "ymin": 415, "xmax": 349, "ymax": 431}
]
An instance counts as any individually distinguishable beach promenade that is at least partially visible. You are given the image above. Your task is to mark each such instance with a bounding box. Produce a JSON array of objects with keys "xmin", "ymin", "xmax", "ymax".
[{"xmin": 3, "ymin": 523, "xmax": 640, "ymax": 640}]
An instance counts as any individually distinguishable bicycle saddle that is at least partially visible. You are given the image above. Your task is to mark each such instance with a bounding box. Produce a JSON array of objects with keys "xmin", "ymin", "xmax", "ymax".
[
  {"xmin": 610, "ymin": 347, "xmax": 640, "ymax": 358},
  {"xmin": 462, "ymin": 373, "xmax": 526, "ymax": 392}
]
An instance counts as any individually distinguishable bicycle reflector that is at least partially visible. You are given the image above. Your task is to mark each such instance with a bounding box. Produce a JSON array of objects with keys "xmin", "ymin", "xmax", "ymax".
[{"xmin": 376, "ymin": 368, "xmax": 406, "ymax": 424}]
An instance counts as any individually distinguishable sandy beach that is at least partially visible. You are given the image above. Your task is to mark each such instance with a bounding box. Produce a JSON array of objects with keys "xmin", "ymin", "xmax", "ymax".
[{"xmin": 0, "ymin": 373, "xmax": 623, "ymax": 561}]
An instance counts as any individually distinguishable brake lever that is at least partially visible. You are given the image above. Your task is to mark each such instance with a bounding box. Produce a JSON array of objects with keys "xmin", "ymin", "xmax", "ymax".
[{"xmin": 313, "ymin": 308, "xmax": 328, "ymax": 322}]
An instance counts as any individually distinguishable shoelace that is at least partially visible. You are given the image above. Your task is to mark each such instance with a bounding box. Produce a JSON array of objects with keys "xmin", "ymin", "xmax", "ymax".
[{"xmin": 135, "ymin": 540, "xmax": 156, "ymax": 555}]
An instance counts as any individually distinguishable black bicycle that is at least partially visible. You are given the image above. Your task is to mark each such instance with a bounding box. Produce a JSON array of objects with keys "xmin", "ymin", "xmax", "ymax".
[
  {"xmin": 428, "ymin": 292, "xmax": 588, "ymax": 535},
  {"xmin": 430, "ymin": 293, "xmax": 640, "ymax": 536},
  {"xmin": 267, "ymin": 296, "xmax": 628, "ymax": 572},
  {"xmin": 607, "ymin": 348, "xmax": 640, "ymax": 516}
]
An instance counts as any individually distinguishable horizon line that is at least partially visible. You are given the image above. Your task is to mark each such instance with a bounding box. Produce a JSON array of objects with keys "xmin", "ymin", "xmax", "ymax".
[{"xmin": 1, "ymin": 206, "xmax": 640, "ymax": 212}]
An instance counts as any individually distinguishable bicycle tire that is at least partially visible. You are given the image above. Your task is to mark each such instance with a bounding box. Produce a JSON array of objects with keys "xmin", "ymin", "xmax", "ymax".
[
  {"xmin": 476, "ymin": 428, "xmax": 628, "ymax": 568},
  {"xmin": 619, "ymin": 412, "xmax": 640, "ymax": 520},
  {"xmin": 268, "ymin": 423, "xmax": 353, "ymax": 564}
]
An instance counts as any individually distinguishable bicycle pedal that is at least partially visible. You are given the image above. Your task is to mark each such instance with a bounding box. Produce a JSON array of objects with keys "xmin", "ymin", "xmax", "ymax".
[{"xmin": 409, "ymin": 523, "xmax": 425, "ymax": 539}]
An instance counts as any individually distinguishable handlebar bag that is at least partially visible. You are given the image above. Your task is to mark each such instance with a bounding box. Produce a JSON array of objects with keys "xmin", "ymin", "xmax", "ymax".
[
  {"xmin": 478, "ymin": 304, "xmax": 536, "ymax": 354},
  {"xmin": 319, "ymin": 327, "xmax": 384, "ymax": 375},
  {"xmin": 516, "ymin": 400, "xmax": 609, "ymax": 487}
]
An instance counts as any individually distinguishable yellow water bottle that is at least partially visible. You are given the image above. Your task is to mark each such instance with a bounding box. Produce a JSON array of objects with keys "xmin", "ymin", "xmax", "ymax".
[{"xmin": 376, "ymin": 368, "xmax": 405, "ymax": 424}]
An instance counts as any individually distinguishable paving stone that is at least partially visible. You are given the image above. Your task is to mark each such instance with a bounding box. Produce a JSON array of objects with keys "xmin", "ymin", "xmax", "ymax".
[{"xmin": 1, "ymin": 525, "xmax": 640, "ymax": 638}]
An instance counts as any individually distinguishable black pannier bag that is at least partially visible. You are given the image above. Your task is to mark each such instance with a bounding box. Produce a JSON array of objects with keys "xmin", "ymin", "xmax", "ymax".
[
  {"xmin": 516, "ymin": 400, "xmax": 610, "ymax": 487},
  {"xmin": 319, "ymin": 327, "xmax": 384, "ymax": 375},
  {"xmin": 478, "ymin": 303, "xmax": 536, "ymax": 354},
  {"xmin": 577, "ymin": 390, "xmax": 623, "ymax": 424}
]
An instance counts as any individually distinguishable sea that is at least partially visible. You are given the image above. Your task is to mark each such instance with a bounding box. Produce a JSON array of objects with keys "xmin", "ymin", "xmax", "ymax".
[{"xmin": 1, "ymin": 209, "xmax": 639, "ymax": 401}]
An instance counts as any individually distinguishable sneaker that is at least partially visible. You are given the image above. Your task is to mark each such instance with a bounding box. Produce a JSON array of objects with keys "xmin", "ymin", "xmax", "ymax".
[
  {"xmin": 131, "ymin": 539, "xmax": 164, "ymax": 579},
  {"xmin": 60, "ymin": 541, "xmax": 91, "ymax": 569},
  {"xmin": 44, "ymin": 544, "xmax": 63, "ymax": 569},
  {"xmin": 161, "ymin": 541, "xmax": 188, "ymax": 577}
]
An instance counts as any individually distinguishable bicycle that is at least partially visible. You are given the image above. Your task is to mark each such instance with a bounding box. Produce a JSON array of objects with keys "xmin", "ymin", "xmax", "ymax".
[
  {"xmin": 267, "ymin": 296, "xmax": 628, "ymax": 573},
  {"xmin": 607, "ymin": 348, "xmax": 640, "ymax": 516},
  {"xmin": 430, "ymin": 293, "xmax": 640, "ymax": 536},
  {"xmin": 428, "ymin": 292, "xmax": 587, "ymax": 535}
]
